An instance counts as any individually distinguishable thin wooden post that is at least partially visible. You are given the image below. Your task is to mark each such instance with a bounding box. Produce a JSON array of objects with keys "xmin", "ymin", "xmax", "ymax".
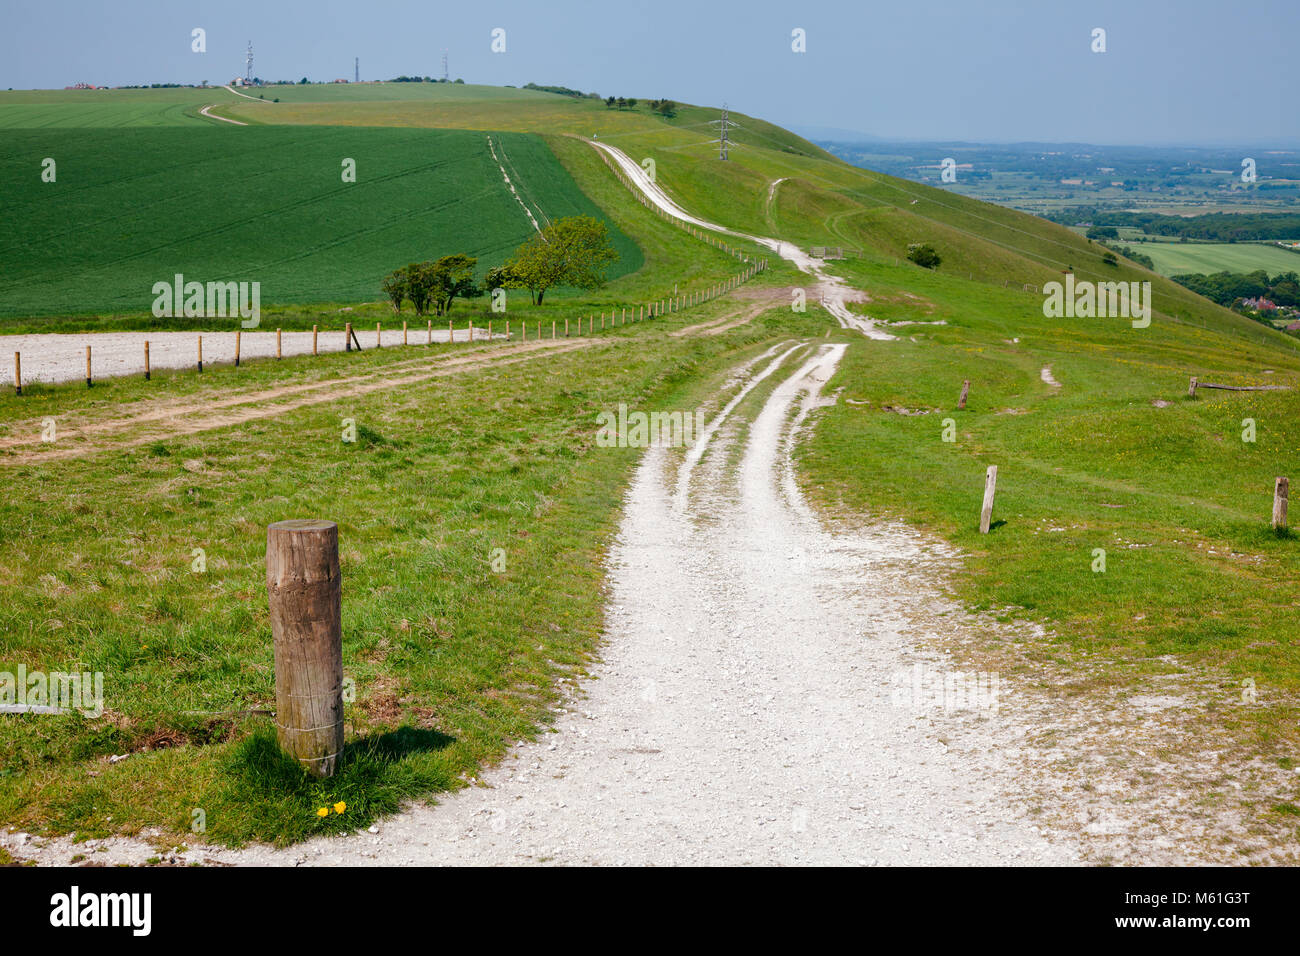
[
  {"xmin": 979, "ymin": 465, "xmax": 998, "ymax": 534},
  {"xmin": 13, "ymin": 352, "xmax": 20, "ymax": 396},
  {"xmin": 488, "ymin": 320, "xmax": 493, "ymax": 339},
  {"xmin": 622, "ymin": 308, "xmax": 626, "ymax": 324},
  {"xmin": 85, "ymin": 346, "xmax": 92, "ymax": 387},
  {"xmin": 198, "ymin": 335, "xmax": 203, "ymax": 372},
  {"xmin": 565, "ymin": 318, "xmax": 569, "ymax": 338},
  {"xmin": 1274, "ymin": 477, "xmax": 1289, "ymax": 530},
  {"xmin": 403, "ymin": 321, "xmax": 408, "ymax": 346},
  {"xmin": 313, "ymin": 325, "xmax": 318, "ymax": 355},
  {"xmin": 234, "ymin": 331, "xmax": 241, "ymax": 368},
  {"xmin": 1188, "ymin": 376, "xmax": 1198, "ymax": 398},
  {"xmin": 469, "ymin": 321, "xmax": 474, "ymax": 343},
  {"xmin": 266, "ymin": 519, "xmax": 344, "ymax": 778},
  {"xmin": 521, "ymin": 320, "xmax": 526, "ymax": 341},
  {"xmin": 958, "ymin": 380, "xmax": 970, "ymax": 410},
  {"xmin": 506, "ymin": 319, "xmax": 511, "ymax": 339},
  {"xmin": 345, "ymin": 323, "xmax": 352, "ymax": 352},
  {"xmin": 376, "ymin": 322, "xmax": 381, "ymax": 348},
  {"xmin": 427, "ymin": 320, "xmax": 432, "ymax": 344},
  {"xmin": 144, "ymin": 340, "xmax": 151, "ymax": 380},
  {"xmin": 276, "ymin": 328, "xmax": 282, "ymax": 359},
  {"xmin": 552, "ymin": 320, "xmax": 556, "ymax": 339}
]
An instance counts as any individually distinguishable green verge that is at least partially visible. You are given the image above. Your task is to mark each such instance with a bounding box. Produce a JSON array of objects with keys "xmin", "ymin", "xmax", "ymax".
[
  {"xmin": 0, "ymin": 307, "xmax": 795, "ymax": 846},
  {"xmin": 796, "ymin": 254, "xmax": 1300, "ymax": 768}
]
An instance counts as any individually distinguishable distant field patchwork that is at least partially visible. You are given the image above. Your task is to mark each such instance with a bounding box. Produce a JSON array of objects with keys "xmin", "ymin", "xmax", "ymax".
[{"xmin": 0, "ymin": 126, "xmax": 641, "ymax": 317}]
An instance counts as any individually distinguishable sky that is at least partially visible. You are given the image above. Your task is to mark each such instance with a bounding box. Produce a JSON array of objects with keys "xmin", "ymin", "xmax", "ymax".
[{"xmin": 1, "ymin": 0, "xmax": 1296, "ymax": 146}]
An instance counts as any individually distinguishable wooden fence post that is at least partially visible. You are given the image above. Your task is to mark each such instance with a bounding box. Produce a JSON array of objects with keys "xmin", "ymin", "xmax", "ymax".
[
  {"xmin": 13, "ymin": 352, "xmax": 20, "ymax": 396},
  {"xmin": 144, "ymin": 341, "xmax": 151, "ymax": 380},
  {"xmin": 85, "ymin": 346, "xmax": 92, "ymax": 387},
  {"xmin": 234, "ymin": 331, "xmax": 241, "ymax": 368},
  {"xmin": 469, "ymin": 321, "xmax": 474, "ymax": 343},
  {"xmin": 488, "ymin": 320, "xmax": 492, "ymax": 340},
  {"xmin": 1188, "ymin": 376, "xmax": 1198, "ymax": 398},
  {"xmin": 198, "ymin": 335, "xmax": 203, "ymax": 372},
  {"xmin": 552, "ymin": 320, "xmax": 557, "ymax": 339},
  {"xmin": 276, "ymin": 328, "xmax": 282, "ymax": 359},
  {"xmin": 980, "ymin": 466, "xmax": 998, "ymax": 534},
  {"xmin": 376, "ymin": 322, "xmax": 382, "ymax": 348},
  {"xmin": 449, "ymin": 318, "xmax": 454, "ymax": 343},
  {"xmin": 427, "ymin": 320, "xmax": 432, "ymax": 344},
  {"xmin": 345, "ymin": 323, "xmax": 352, "ymax": 352},
  {"xmin": 313, "ymin": 325, "xmax": 318, "ymax": 355},
  {"xmin": 958, "ymin": 380, "xmax": 970, "ymax": 410},
  {"xmin": 403, "ymin": 321, "xmax": 408, "ymax": 346},
  {"xmin": 1274, "ymin": 477, "xmax": 1289, "ymax": 530},
  {"xmin": 266, "ymin": 519, "xmax": 344, "ymax": 778},
  {"xmin": 565, "ymin": 318, "xmax": 569, "ymax": 338}
]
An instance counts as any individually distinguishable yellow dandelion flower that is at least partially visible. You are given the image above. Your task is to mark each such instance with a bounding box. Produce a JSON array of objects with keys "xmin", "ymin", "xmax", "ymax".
[
  {"xmin": 316, "ymin": 807, "xmax": 329, "ymax": 818},
  {"xmin": 333, "ymin": 802, "xmax": 346, "ymax": 814}
]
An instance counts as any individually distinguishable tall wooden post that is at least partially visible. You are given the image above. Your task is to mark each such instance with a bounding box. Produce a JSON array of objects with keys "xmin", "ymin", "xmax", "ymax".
[
  {"xmin": 448, "ymin": 319, "xmax": 453, "ymax": 343},
  {"xmin": 427, "ymin": 319, "xmax": 432, "ymax": 344},
  {"xmin": 403, "ymin": 321, "xmax": 408, "ymax": 346},
  {"xmin": 345, "ymin": 323, "xmax": 352, "ymax": 352},
  {"xmin": 198, "ymin": 336, "xmax": 203, "ymax": 372},
  {"xmin": 565, "ymin": 318, "xmax": 569, "ymax": 338},
  {"xmin": 85, "ymin": 346, "xmax": 92, "ymax": 387},
  {"xmin": 267, "ymin": 519, "xmax": 344, "ymax": 778},
  {"xmin": 276, "ymin": 328, "xmax": 282, "ymax": 359},
  {"xmin": 1188, "ymin": 376, "xmax": 1198, "ymax": 398},
  {"xmin": 144, "ymin": 341, "xmax": 151, "ymax": 380},
  {"xmin": 313, "ymin": 325, "xmax": 318, "ymax": 355},
  {"xmin": 13, "ymin": 352, "xmax": 20, "ymax": 396},
  {"xmin": 469, "ymin": 321, "xmax": 474, "ymax": 343},
  {"xmin": 488, "ymin": 320, "xmax": 492, "ymax": 339},
  {"xmin": 234, "ymin": 331, "xmax": 241, "ymax": 367},
  {"xmin": 980, "ymin": 466, "xmax": 998, "ymax": 534},
  {"xmin": 1274, "ymin": 477, "xmax": 1289, "ymax": 530},
  {"xmin": 376, "ymin": 322, "xmax": 382, "ymax": 348},
  {"xmin": 958, "ymin": 380, "xmax": 970, "ymax": 410}
]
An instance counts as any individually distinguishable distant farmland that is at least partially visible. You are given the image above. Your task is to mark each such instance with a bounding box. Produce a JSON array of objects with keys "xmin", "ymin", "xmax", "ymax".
[
  {"xmin": 1132, "ymin": 239, "xmax": 1300, "ymax": 277},
  {"xmin": 0, "ymin": 125, "xmax": 641, "ymax": 318}
]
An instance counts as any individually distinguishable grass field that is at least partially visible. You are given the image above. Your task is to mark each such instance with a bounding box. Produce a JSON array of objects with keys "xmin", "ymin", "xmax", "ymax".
[
  {"xmin": 0, "ymin": 126, "xmax": 641, "ymax": 319},
  {"xmin": 1134, "ymin": 240, "xmax": 1300, "ymax": 277},
  {"xmin": 4, "ymin": 80, "xmax": 1300, "ymax": 852},
  {"xmin": 0, "ymin": 88, "xmax": 216, "ymax": 127}
]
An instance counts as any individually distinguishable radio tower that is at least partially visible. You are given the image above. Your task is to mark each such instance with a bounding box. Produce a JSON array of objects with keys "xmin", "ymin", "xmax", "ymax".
[
  {"xmin": 441, "ymin": 51, "xmax": 449, "ymax": 82},
  {"xmin": 354, "ymin": 57, "xmax": 359, "ymax": 83},
  {"xmin": 244, "ymin": 42, "xmax": 253, "ymax": 84},
  {"xmin": 710, "ymin": 105, "xmax": 736, "ymax": 161}
]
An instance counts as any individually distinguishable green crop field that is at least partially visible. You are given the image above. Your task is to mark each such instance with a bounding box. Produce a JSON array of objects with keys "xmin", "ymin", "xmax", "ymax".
[
  {"xmin": 1132, "ymin": 240, "xmax": 1300, "ymax": 277},
  {"xmin": 0, "ymin": 125, "xmax": 641, "ymax": 319},
  {"xmin": 0, "ymin": 88, "xmax": 216, "ymax": 127}
]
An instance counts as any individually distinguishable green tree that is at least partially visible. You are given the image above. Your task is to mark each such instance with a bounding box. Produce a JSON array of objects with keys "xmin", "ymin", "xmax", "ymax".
[
  {"xmin": 505, "ymin": 216, "xmax": 619, "ymax": 305},
  {"xmin": 907, "ymin": 243, "xmax": 942, "ymax": 269},
  {"xmin": 381, "ymin": 266, "xmax": 408, "ymax": 313},
  {"xmin": 427, "ymin": 253, "xmax": 481, "ymax": 315}
]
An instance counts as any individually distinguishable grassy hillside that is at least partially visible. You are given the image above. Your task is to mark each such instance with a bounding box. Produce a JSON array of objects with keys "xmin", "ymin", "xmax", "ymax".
[
  {"xmin": 3, "ymin": 80, "xmax": 1299, "ymax": 855},
  {"xmin": 0, "ymin": 126, "xmax": 640, "ymax": 318}
]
